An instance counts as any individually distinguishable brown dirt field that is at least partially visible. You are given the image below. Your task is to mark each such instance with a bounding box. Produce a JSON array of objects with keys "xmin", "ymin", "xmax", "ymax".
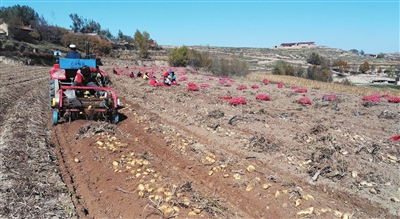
[{"xmin": 1, "ymin": 64, "xmax": 400, "ymax": 219}]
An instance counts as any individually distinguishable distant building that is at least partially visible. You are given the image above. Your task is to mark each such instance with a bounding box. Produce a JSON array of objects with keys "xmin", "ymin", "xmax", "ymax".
[
  {"xmin": 273, "ymin": 42, "xmax": 316, "ymax": 49},
  {"xmin": 0, "ymin": 19, "xmax": 8, "ymax": 36}
]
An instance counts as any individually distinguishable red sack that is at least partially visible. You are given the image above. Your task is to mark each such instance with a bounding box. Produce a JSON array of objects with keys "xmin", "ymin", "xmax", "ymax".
[
  {"xmin": 295, "ymin": 88, "xmax": 308, "ymax": 93},
  {"xmin": 200, "ymin": 83, "xmax": 210, "ymax": 88},
  {"xmin": 322, "ymin": 94, "xmax": 337, "ymax": 101},
  {"xmin": 225, "ymin": 84, "xmax": 232, "ymax": 87},
  {"xmin": 251, "ymin": 84, "xmax": 259, "ymax": 89},
  {"xmin": 188, "ymin": 82, "xmax": 199, "ymax": 91},
  {"xmin": 390, "ymin": 135, "xmax": 400, "ymax": 141},
  {"xmin": 278, "ymin": 82, "xmax": 283, "ymax": 88},
  {"xmin": 237, "ymin": 85, "xmax": 247, "ymax": 90},
  {"xmin": 291, "ymin": 86, "xmax": 298, "ymax": 89},
  {"xmin": 263, "ymin": 78, "xmax": 269, "ymax": 85},
  {"xmin": 386, "ymin": 96, "xmax": 400, "ymax": 103},
  {"xmin": 299, "ymin": 97, "xmax": 312, "ymax": 105},
  {"xmin": 229, "ymin": 97, "xmax": 247, "ymax": 105},
  {"xmin": 149, "ymin": 79, "xmax": 157, "ymax": 86},
  {"xmin": 362, "ymin": 94, "xmax": 381, "ymax": 102},
  {"xmin": 220, "ymin": 96, "xmax": 232, "ymax": 100},
  {"xmin": 178, "ymin": 76, "xmax": 188, "ymax": 81},
  {"xmin": 256, "ymin": 94, "xmax": 271, "ymax": 101}
]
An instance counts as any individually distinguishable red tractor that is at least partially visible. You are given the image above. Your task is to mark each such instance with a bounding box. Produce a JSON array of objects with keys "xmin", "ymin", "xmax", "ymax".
[{"xmin": 50, "ymin": 42, "xmax": 119, "ymax": 125}]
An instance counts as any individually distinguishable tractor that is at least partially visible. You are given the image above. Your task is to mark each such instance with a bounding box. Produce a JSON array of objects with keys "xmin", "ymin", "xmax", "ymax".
[{"xmin": 50, "ymin": 42, "xmax": 119, "ymax": 125}]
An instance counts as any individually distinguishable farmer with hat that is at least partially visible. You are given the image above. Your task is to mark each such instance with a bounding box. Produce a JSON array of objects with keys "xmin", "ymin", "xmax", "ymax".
[{"xmin": 66, "ymin": 44, "xmax": 81, "ymax": 59}]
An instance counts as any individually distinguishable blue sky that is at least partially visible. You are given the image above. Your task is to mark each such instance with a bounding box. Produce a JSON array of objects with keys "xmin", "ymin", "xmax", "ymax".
[{"xmin": 1, "ymin": 0, "xmax": 399, "ymax": 54}]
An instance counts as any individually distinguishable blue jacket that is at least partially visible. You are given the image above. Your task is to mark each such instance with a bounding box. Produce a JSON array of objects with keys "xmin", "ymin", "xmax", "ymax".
[{"xmin": 66, "ymin": 51, "xmax": 81, "ymax": 59}]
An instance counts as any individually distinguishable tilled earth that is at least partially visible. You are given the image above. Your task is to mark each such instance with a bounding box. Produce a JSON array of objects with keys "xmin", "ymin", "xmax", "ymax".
[{"xmin": 1, "ymin": 64, "xmax": 400, "ymax": 219}]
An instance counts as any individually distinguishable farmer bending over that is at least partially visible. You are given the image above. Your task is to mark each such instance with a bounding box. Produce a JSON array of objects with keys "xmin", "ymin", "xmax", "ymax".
[{"xmin": 73, "ymin": 66, "xmax": 104, "ymax": 97}]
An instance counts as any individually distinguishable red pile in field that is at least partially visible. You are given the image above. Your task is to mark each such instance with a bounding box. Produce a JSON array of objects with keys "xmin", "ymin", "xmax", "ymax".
[
  {"xmin": 251, "ymin": 84, "xmax": 259, "ymax": 89},
  {"xmin": 385, "ymin": 95, "xmax": 400, "ymax": 103},
  {"xmin": 179, "ymin": 77, "xmax": 188, "ymax": 81},
  {"xmin": 362, "ymin": 94, "xmax": 381, "ymax": 102},
  {"xmin": 200, "ymin": 83, "xmax": 210, "ymax": 88},
  {"xmin": 390, "ymin": 135, "xmax": 400, "ymax": 141},
  {"xmin": 229, "ymin": 97, "xmax": 247, "ymax": 105},
  {"xmin": 237, "ymin": 85, "xmax": 247, "ymax": 90},
  {"xmin": 220, "ymin": 96, "xmax": 233, "ymax": 100},
  {"xmin": 256, "ymin": 94, "xmax": 271, "ymax": 101},
  {"xmin": 278, "ymin": 82, "xmax": 283, "ymax": 88},
  {"xmin": 295, "ymin": 88, "xmax": 308, "ymax": 93},
  {"xmin": 299, "ymin": 97, "xmax": 312, "ymax": 105},
  {"xmin": 323, "ymin": 94, "xmax": 337, "ymax": 101},
  {"xmin": 263, "ymin": 78, "xmax": 269, "ymax": 85},
  {"xmin": 188, "ymin": 82, "xmax": 199, "ymax": 91}
]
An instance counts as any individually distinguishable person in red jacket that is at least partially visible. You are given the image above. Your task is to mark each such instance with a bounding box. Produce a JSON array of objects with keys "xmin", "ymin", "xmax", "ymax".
[
  {"xmin": 149, "ymin": 76, "xmax": 158, "ymax": 86},
  {"xmin": 73, "ymin": 66, "xmax": 104, "ymax": 97}
]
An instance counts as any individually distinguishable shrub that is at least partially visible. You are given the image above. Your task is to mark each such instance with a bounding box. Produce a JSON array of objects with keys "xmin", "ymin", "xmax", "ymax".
[
  {"xmin": 359, "ymin": 62, "xmax": 370, "ymax": 73},
  {"xmin": 333, "ymin": 59, "xmax": 350, "ymax": 73},
  {"xmin": 272, "ymin": 60, "xmax": 295, "ymax": 76},
  {"xmin": 169, "ymin": 46, "xmax": 189, "ymax": 67},
  {"xmin": 61, "ymin": 33, "xmax": 111, "ymax": 55}
]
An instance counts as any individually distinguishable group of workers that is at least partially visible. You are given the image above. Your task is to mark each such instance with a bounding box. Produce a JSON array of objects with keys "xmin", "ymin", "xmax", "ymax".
[
  {"xmin": 66, "ymin": 44, "xmax": 178, "ymax": 90},
  {"xmin": 147, "ymin": 69, "xmax": 176, "ymax": 86}
]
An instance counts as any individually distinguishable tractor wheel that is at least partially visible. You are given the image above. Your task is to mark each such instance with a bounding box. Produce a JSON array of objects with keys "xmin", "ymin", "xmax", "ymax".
[{"xmin": 52, "ymin": 110, "xmax": 58, "ymax": 125}]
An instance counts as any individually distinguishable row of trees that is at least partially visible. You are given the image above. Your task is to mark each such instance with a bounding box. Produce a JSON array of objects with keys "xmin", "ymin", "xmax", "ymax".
[
  {"xmin": 273, "ymin": 52, "xmax": 400, "ymax": 83},
  {"xmin": 169, "ymin": 46, "xmax": 249, "ymax": 77},
  {"xmin": 0, "ymin": 5, "xmax": 154, "ymax": 58}
]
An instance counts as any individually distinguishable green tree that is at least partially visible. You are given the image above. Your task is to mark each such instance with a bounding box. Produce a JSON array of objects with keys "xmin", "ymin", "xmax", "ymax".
[
  {"xmin": 187, "ymin": 48, "xmax": 212, "ymax": 68},
  {"xmin": 272, "ymin": 60, "xmax": 295, "ymax": 76},
  {"xmin": 98, "ymin": 28, "xmax": 115, "ymax": 40},
  {"xmin": 69, "ymin": 13, "xmax": 83, "ymax": 33},
  {"xmin": 376, "ymin": 53, "xmax": 385, "ymax": 58},
  {"xmin": 307, "ymin": 52, "xmax": 322, "ymax": 65},
  {"xmin": 0, "ymin": 5, "xmax": 39, "ymax": 38},
  {"xmin": 359, "ymin": 61, "xmax": 370, "ymax": 73},
  {"xmin": 169, "ymin": 46, "xmax": 189, "ymax": 67},
  {"xmin": 69, "ymin": 13, "xmax": 100, "ymax": 33},
  {"xmin": 31, "ymin": 15, "xmax": 67, "ymax": 43},
  {"xmin": 142, "ymin": 31, "xmax": 150, "ymax": 40},
  {"xmin": 386, "ymin": 66, "xmax": 396, "ymax": 77},
  {"xmin": 333, "ymin": 59, "xmax": 350, "ymax": 73},
  {"xmin": 359, "ymin": 50, "xmax": 365, "ymax": 55},
  {"xmin": 0, "ymin": 5, "xmax": 38, "ymax": 25},
  {"xmin": 134, "ymin": 29, "xmax": 149, "ymax": 59},
  {"xmin": 81, "ymin": 19, "xmax": 101, "ymax": 33}
]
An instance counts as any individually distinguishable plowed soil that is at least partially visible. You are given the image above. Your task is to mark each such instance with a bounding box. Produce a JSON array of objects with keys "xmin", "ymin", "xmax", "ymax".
[{"xmin": 1, "ymin": 64, "xmax": 400, "ymax": 219}]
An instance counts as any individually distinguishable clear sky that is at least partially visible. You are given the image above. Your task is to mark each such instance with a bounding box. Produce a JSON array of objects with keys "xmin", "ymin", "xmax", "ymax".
[{"xmin": 1, "ymin": 0, "xmax": 399, "ymax": 54}]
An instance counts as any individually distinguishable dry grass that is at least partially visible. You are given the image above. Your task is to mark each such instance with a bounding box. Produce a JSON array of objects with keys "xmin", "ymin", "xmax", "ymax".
[{"xmin": 247, "ymin": 73, "xmax": 400, "ymax": 97}]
